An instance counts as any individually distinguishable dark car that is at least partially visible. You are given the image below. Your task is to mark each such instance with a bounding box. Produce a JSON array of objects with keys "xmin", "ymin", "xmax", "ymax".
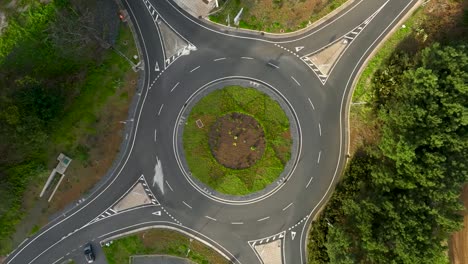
[{"xmin": 83, "ymin": 243, "xmax": 95, "ymax": 263}]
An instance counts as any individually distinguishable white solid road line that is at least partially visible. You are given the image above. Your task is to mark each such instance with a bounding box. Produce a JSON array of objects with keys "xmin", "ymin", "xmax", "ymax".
[
  {"xmin": 308, "ymin": 98, "xmax": 316, "ymax": 110},
  {"xmin": 165, "ymin": 180, "xmax": 174, "ymax": 192},
  {"xmin": 257, "ymin": 216, "xmax": 270, "ymax": 222},
  {"xmin": 205, "ymin": 216, "xmax": 217, "ymax": 221},
  {"xmin": 182, "ymin": 201, "xmax": 192, "ymax": 209},
  {"xmin": 317, "ymin": 151, "xmax": 322, "ymax": 164},
  {"xmin": 213, "ymin": 57, "xmax": 226, "ymax": 61},
  {"xmin": 190, "ymin": 66, "xmax": 200, "ymax": 72},
  {"xmin": 170, "ymin": 82, "xmax": 180, "ymax": 93},
  {"xmin": 241, "ymin": 56, "xmax": 254, "ymax": 60},
  {"xmin": 267, "ymin": 62, "xmax": 279, "ymax": 69},
  {"xmin": 291, "ymin": 76, "xmax": 301, "ymax": 86},
  {"xmin": 282, "ymin": 202, "xmax": 293, "ymax": 211},
  {"xmin": 306, "ymin": 177, "xmax": 314, "ymax": 189},
  {"xmin": 158, "ymin": 104, "xmax": 164, "ymax": 116}
]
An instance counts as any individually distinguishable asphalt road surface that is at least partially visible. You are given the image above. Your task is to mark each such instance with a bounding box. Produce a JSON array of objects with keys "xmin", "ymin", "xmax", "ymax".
[{"xmin": 5, "ymin": 0, "xmax": 420, "ymax": 263}]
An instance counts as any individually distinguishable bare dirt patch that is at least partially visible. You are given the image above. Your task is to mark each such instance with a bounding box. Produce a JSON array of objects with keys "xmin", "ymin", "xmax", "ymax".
[
  {"xmin": 209, "ymin": 112, "xmax": 266, "ymax": 169},
  {"xmin": 450, "ymin": 184, "xmax": 468, "ymax": 264}
]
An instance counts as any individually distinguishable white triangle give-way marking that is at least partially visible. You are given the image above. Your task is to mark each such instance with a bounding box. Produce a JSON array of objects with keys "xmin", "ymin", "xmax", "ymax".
[
  {"xmin": 291, "ymin": 231, "xmax": 296, "ymax": 240},
  {"xmin": 154, "ymin": 61, "xmax": 160, "ymax": 72},
  {"xmin": 295, "ymin": 46, "xmax": 304, "ymax": 52},
  {"xmin": 152, "ymin": 211, "xmax": 161, "ymax": 216}
]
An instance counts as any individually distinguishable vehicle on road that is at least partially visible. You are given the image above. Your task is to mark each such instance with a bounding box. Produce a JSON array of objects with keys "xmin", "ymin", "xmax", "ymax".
[{"xmin": 84, "ymin": 243, "xmax": 95, "ymax": 263}]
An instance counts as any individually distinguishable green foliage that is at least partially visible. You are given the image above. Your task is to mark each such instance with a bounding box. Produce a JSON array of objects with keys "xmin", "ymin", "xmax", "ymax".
[
  {"xmin": 308, "ymin": 43, "xmax": 468, "ymax": 264},
  {"xmin": 0, "ymin": 0, "xmax": 131, "ymax": 254},
  {"xmin": 103, "ymin": 230, "xmax": 228, "ymax": 264},
  {"xmin": 183, "ymin": 86, "xmax": 292, "ymax": 195}
]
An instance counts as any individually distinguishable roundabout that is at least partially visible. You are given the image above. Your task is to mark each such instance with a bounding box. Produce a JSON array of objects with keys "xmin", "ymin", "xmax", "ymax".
[{"xmin": 3, "ymin": 0, "xmax": 422, "ymax": 264}]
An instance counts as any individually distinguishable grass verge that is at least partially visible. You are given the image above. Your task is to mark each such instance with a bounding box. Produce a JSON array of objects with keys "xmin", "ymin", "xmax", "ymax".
[
  {"xmin": 209, "ymin": 0, "xmax": 347, "ymax": 33},
  {"xmin": 103, "ymin": 229, "xmax": 229, "ymax": 264},
  {"xmin": 183, "ymin": 86, "xmax": 292, "ymax": 195}
]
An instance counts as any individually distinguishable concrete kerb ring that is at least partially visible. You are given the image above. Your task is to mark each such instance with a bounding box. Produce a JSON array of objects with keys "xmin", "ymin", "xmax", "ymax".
[{"xmin": 173, "ymin": 76, "xmax": 302, "ymax": 205}]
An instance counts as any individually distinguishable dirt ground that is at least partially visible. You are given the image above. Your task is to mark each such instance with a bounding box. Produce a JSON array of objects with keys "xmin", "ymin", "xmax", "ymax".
[
  {"xmin": 450, "ymin": 185, "xmax": 468, "ymax": 264},
  {"xmin": 209, "ymin": 113, "xmax": 265, "ymax": 169}
]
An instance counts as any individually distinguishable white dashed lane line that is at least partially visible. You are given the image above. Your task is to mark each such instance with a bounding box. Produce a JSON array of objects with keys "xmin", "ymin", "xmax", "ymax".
[
  {"xmin": 205, "ymin": 216, "xmax": 217, "ymax": 221},
  {"xmin": 308, "ymin": 98, "xmax": 316, "ymax": 110},
  {"xmin": 282, "ymin": 202, "xmax": 293, "ymax": 211},
  {"xmin": 165, "ymin": 180, "xmax": 174, "ymax": 192},
  {"xmin": 154, "ymin": 129, "xmax": 157, "ymax": 142},
  {"xmin": 318, "ymin": 123, "xmax": 322, "ymax": 136},
  {"xmin": 182, "ymin": 201, "xmax": 192, "ymax": 209},
  {"xmin": 190, "ymin": 66, "xmax": 200, "ymax": 73},
  {"xmin": 213, "ymin": 57, "xmax": 226, "ymax": 61},
  {"xmin": 267, "ymin": 62, "xmax": 279, "ymax": 69},
  {"xmin": 241, "ymin": 57, "xmax": 254, "ymax": 60},
  {"xmin": 170, "ymin": 82, "xmax": 179, "ymax": 93},
  {"xmin": 158, "ymin": 104, "xmax": 164, "ymax": 116},
  {"xmin": 257, "ymin": 216, "xmax": 270, "ymax": 222},
  {"xmin": 317, "ymin": 151, "xmax": 322, "ymax": 164},
  {"xmin": 291, "ymin": 76, "xmax": 301, "ymax": 86},
  {"xmin": 306, "ymin": 177, "xmax": 314, "ymax": 189},
  {"xmin": 231, "ymin": 222, "xmax": 244, "ymax": 225}
]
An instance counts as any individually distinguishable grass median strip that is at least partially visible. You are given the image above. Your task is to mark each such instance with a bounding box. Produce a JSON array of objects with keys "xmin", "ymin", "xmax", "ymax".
[{"xmin": 103, "ymin": 229, "xmax": 229, "ymax": 264}]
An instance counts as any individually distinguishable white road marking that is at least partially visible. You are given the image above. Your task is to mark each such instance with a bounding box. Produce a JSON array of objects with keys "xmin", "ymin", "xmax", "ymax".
[
  {"xmin": 282, "ymin": 202, "xmax": 293, "ymax": 211},
  {"xmin": 267, "ymin": 62, "xmax": 279, "ymax": 69},
  {"xmin": 306, "ymin": 177, "xmax": 314, "ymax": 189},
  {"xmin": 190, "ymin": 66, "xmax": 200, "ymax": 72},
  {"xmin": 308, "ymin": 98, "xmax": 316, "ymax": 110},
  {"xmin": 182, "ymin": 201, "xmax": 192, "ymax": 209},
  {"xmin": 295, "ymin": 46, "xmax": 304, "ymax": 52},
  {"xmin": 291, "ymin": 76, "xmax": 301, "ymax": 86},
  {"xmin": 152, "ymin": 211, "xmax": 161, "ymax": 216},
  {"xmin": 154, "ymin": 129, "xmax": 157, "ymax": 142},
  {"xmin": 51, "ymin": 257, "xmax": 64, "ymax": 264},
  {"xmin": 158, "ymin": 104, "xmax": 164, "ymax": 116},
  {"xmin": 153, "ymin": 158, "xmax": 164, "ymax": 194},
  {"xmin": 214, "ymin": 57, "xmax": 226, "ymax": 61},
  {"xmin": 291, "ymin": 231, "xmax": 296, "ymax": 240},
  {"xmin": 257, "ymin": 216, "xmax": 270, "ymax": 222},
  {"xmin": 318, "ymin": 123, "xmax": 322, "ymax": 136},
  {"xmin": 205, "ymin": 216, "xmax": 217, "ymax": 221},
  {"xmin": 154, "ymin": 61, "xmax": 160, "ymax": 71},
  {"xmin": 241, "ymin": 56, "xmax": 253, "ymax": 60},
  {"xmin": 170, "ymin": 82, "xmax": 180, "ymax": 93},
  {"xmin": 165, "ymin": 180, "xmax": 174, "ymax": 192},
  {"xmin": 317, "ymin": 151, "xmax": 322, "ymax": 164},
  {"xmin": 231, "ymin": 222, "xmax": 244, "ymax": 225}
]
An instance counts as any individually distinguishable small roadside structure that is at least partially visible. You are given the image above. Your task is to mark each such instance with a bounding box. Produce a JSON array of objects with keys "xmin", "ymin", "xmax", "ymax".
[{"xmin": 39, "ymin": 153, "xmax": 72, "ymax": 202}]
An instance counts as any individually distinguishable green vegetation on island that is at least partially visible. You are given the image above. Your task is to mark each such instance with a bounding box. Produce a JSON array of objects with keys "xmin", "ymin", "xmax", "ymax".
[
  {"xmin": 183, "ymin": 86, "xmax": 292, "ymax": 195},
  {"xmin": 103, "ymin": 229, "xmax": 229, "ymax": 264},
  {"xmin": 209, "ymin": 0, "xmax": 346, "ymax": 33}
]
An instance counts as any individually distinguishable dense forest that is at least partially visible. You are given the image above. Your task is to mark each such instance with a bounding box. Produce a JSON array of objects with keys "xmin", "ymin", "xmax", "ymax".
[
  {"xmin": 307, "ymin": 3, "xmax": 468, "ymax": 264},
  {"xmin": 0, "ymin": 0, "xmax": 122, "ymax": 253}
]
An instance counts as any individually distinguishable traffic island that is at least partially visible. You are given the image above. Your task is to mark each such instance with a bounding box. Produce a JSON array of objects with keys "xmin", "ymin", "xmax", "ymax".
[{"xmin": 177, "ymin": 80, "xmax": 300, "ymax": 202}]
